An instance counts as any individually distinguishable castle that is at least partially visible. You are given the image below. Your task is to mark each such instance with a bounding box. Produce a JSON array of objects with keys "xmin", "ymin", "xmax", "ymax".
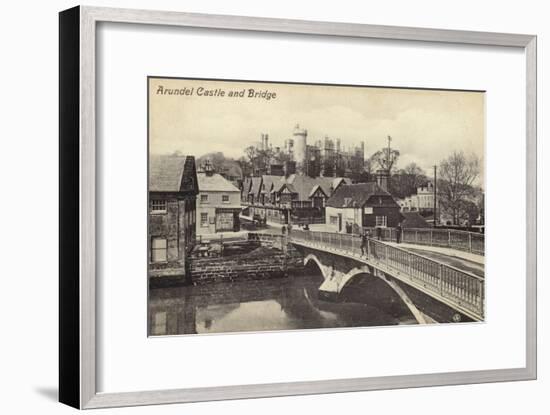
[{"xmin": 253, "ymin": 124, "xmax": 366, "ymax": 178}]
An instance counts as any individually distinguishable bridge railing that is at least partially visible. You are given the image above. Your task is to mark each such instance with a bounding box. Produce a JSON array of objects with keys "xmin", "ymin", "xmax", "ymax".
[
  {"xmin": 367, "ymin": 239, "xmax": 484, "ymax": 318},
  {"xmin": 247, "ymin": 233, "xmax": 286, "ymax": 250},
  {"xmin": 364, "ymin": 227, "xmax": 484, "ymax": 256},
  {"xmin": 291, "ymin": 229, "xmax": 364, "ymax": 257},
  {"xmin": 290, "ymin": 230, "xmax": 484, "ymax": 319}
]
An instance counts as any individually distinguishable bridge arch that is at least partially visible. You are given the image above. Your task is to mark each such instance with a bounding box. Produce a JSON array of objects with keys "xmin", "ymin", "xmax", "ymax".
[
  {"xmin": 304, "ymin": 254, "xmax": 331, "ymax": 281},
  {"xmin": 340, "ymin": 268, "xmax": 427, "ymax": 325}
]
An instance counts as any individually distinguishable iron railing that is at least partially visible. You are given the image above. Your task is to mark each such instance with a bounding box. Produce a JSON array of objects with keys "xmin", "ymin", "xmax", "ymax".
[
  {"xmin": 247, "ymin": 233, "xmax": 286, "ymax": 250},
  {"xmin": 290, "ymin": 229, "xmax": 484, "ymax": 320},
  {"xmin": 364, "ymin": 227, "xmax": 484, "ymax": 256}
]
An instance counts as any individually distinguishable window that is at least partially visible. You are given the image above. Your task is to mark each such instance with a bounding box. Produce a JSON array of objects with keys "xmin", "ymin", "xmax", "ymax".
[
  {"xmin": 343, "ymin": 197, "xmax": 352, "ymax": 207},
  {"xmin": 200, "ymin": 194, "xmax": 208, "ymax": 203},
  {"xmin": 200, "ymin": 212, "xmax": 208, "ymax": 226},
  {"xmin": 375, "ymin": 216, "xmax": 387, "ymax": 227},
  {"xmin": 150, "ymin": 199, "xmax": 166, "ymax": 214},
  {"xmin": 222, "ymin": 194, "xmax": 230, "ymax": 203},
  {"xmin": 151, "ymin": 238, "xmax": 167, "ymax": 262}
]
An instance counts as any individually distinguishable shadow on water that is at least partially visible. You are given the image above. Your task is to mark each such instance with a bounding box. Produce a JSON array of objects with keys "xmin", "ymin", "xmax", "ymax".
[{"xmin": 148, "ymin": 264, "xmax": 416, "ymax": 336}]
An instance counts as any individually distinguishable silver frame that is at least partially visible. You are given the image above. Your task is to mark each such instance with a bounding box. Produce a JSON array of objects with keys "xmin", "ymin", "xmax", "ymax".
[{"xmin": 63, "ymin": 5, "xmax": 537, "ymax": 409}]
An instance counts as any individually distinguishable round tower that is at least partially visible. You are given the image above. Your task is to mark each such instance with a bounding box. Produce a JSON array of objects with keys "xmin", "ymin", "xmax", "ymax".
[{"xmin": 292, "ymin": 124, "xmax": 307, "ymax": 175}]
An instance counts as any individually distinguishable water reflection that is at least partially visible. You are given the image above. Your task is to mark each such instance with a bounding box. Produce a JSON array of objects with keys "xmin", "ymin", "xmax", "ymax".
[{"xmin": 148, "ymin": 271, "xmax": 417, "ymax": 336}]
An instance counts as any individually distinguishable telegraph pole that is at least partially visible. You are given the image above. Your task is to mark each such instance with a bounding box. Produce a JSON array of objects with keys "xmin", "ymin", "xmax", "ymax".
[
  {"xmin": 433, "ymin": 165, "xmax": 438, "ymax": 227},
  {"xmin": 386, "ymin": 135, "xmax": 392, "ymax": 170}
]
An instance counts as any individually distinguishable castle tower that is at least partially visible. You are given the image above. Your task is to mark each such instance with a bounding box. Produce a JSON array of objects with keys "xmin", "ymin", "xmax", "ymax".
[
  {"xmin": 292, "ymin": 124, "xmax": 307, "ymax": 175},
  {"xmin": 259, "ymin": 133, "xmax": 270, "ymax": 151}
]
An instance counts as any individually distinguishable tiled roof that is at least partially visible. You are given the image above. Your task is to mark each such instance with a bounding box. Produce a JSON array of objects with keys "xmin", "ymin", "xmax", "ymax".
[
  {"xmin": 242, "ymin": 177, "xmax": 252, "ymax": 194},
  {"xmin": 401, "ymin": 211, "xmax": 431, "ymax": 228},
  {"xmin": 332, "ymin": 177, "xmax": 352, "ymax": 190},
  {"xmin": 149, "ymin": 154, "xmax": 192, "ymax": 192},
  {"xmin": 197, "ymin": 172, "xmax": 240, "ymax": 192},
  {"xmin": 273, "ymin": 174, "xmax": 345, "ymax": 201},
  {"xmin": 326, "ymin": 182, "xmax": 391, "ymax": 208},
  {"xmin": 308, "ymin": 184, "xmax": 328, "ymax": 198},
  {"xmin": 282, "ymin": 183, "xmax": 297, "ymax": 193},
  {"xmin": 249, "ymin": 176, "xmax": 262, "ymax": 195},
  {"xmin": 260, "ymin": 175, "xmax": 282, "ymax": 194}
]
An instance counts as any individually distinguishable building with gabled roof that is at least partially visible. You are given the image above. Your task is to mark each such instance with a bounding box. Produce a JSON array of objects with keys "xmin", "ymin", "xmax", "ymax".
[
  {"xmin": 325, "ymin": 182, "xmax": 402, "ymax": 233},
  {"xmin": 196, "ymin": 161, "xmax": 241, "ymax": 236},
  {"xmin": 241, "ymin": 176, "xmax": 253, "ymax": 203},
  {"xmin": 149, "ymin": 155, "xmax": 198, "ymax": 280},
  {"xmin": 272, "ymin": 174, "xmax": 350, "ymax": 208},
  {"xmin": 258, "ymin": 175, "xmax": 281, "ymax": 204}
]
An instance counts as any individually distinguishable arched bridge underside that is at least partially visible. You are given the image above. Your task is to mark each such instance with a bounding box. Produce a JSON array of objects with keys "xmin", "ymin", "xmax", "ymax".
[
  {"xmin": 291, "ymin": 232, "xmax": 485, "ymax": 323},
  {"xmin": 304, "ymin": 253, "xmax": 428, "ymax": 324}
]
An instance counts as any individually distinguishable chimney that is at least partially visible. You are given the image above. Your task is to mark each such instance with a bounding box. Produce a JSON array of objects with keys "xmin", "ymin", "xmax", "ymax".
[
  {"xmin": 376, "ymin": 169, "xmax": 389, "ymax": 192},
  {"xmin": 204, "ymin": 159, "xmax": 215, "ymax": 177}
]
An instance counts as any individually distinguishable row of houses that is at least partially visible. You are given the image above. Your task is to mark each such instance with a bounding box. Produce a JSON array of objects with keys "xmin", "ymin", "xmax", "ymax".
[
  {"xmin": 242, "ymin": 174, "xmax": 352, "ymax": 208},
  {"xmin": 241, "ymin": 174, "xmax": 352, "ymax": 224},
  {"xmin": 242, "ymin": 171, "xmax": 430, "ymax": 232}
]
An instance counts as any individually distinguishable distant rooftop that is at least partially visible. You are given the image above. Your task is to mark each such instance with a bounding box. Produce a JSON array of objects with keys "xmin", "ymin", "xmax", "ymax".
[
  {"xmin": 274, "ymin": 174, "xmax": 350, "ymax": 201},
  {"xmin": 197, "ymin": 172, "xmax": 240, "ymax": 192},
  {"xmin": 326, "ymin": 182, "xmax": 391, "ymax": 208}
]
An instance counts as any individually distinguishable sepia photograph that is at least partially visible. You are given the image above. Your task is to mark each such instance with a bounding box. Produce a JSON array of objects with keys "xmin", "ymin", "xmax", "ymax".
[{"xmin": 147, "ymin": 77, "xmax": 485, "ymax": 336}]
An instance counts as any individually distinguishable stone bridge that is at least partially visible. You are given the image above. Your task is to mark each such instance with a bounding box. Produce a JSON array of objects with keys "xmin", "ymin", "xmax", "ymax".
[{"xmin": 290, "ymin": 230, "xmax": 485, "ymax": 324}]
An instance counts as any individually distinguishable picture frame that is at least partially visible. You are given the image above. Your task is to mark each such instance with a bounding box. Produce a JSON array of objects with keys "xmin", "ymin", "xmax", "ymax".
[{"xmin": 59, "ymin": 5, "xmax": 537, "ymax": 409}]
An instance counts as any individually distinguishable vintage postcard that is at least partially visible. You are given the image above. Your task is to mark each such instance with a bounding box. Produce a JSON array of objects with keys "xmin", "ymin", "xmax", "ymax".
[{"xmin": 147, "ymin": 77, "xmax": 485, "ymax": 336}]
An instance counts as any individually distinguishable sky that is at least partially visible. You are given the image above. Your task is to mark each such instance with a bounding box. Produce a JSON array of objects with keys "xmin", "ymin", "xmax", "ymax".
[{"xmin": 149, "ymin": 77, "xmax": 484, "ymax": 179}]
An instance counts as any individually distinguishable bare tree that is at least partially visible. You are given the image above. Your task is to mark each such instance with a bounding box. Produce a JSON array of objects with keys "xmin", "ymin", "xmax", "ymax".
[
  {"xmin": 370, "ymin": 137, "xmax": 400, "ymax": 173},
  {"xmin": 243, "ymin": 145, "xmax": 275, "ymax": 176},
  {"xmin": 438, "ymin": 151, "xmax": 480, "ymax": 225}
]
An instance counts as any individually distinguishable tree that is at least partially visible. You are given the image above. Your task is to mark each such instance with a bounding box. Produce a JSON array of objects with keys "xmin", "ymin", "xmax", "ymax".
[
  {"xmin": 243, "ymin": 145, "xmax": 275, "ymax": 176},
  {"xmin": 256, "ymin": 147, "xmax": 274, "ymax": 174},
  {"xmin": 370, "ymin": 137, "xmax": 400, "ymax": 173},
  {"xmin": 197, "ymin": 152, "xmax": 243, "ymax": 180},
  {"xmin": 389, "ymin": 163, "xmax": 427, "ymax": 198},
  {"xmin": 236, "ymin": 156, "xmax": 253, "ymax": 178},
  {"xmin": 364, "ymin": 157, "xmax": 375, "ymax": 176},
  {"xmin": 460, "ymin": 199, "xmax": 480, "ymax": 226},
  {"xmin": 438, "ymin": 151, "xmax": 480, "ymax": 225},
  {"xmin": 244, "ymin": 145, "xmax": 260, "ymax": 174}
]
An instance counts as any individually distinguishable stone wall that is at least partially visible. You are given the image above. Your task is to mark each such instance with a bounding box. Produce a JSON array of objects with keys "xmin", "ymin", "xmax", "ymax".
[
  {"xmin": 190, "ymin": 246, "xmax": 303, "ymax": 285},
  {"xmin": 149, "ymin": 196, "xmax": 196, "ymax": 279}
]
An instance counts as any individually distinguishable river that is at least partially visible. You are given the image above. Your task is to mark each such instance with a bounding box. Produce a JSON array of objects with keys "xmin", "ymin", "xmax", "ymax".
[{"xmin": 148, "ymin": 267, "xmax": 418, "ymax": 336}]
